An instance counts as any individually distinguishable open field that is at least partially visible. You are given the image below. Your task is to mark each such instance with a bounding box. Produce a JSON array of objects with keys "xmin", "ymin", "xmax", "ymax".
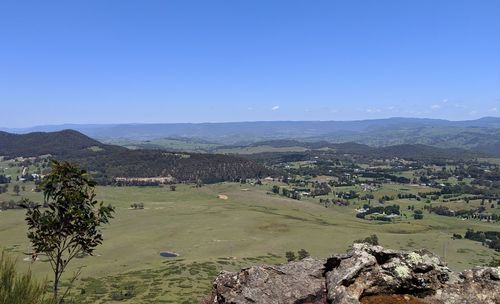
[
  {"xmin": 479, "ymin": 158, "xmax": 500, "ymax": 165},
  {"xmin": 214, "ymin": 145, "xmax": 308, "ymax": 154},
  {"xmin": 0, "ymin": 182, "xmax": 499, "ymax": 303},
  {"xmin": 102, "ymin": 138, "xmax": 220, "ymax": 153}
]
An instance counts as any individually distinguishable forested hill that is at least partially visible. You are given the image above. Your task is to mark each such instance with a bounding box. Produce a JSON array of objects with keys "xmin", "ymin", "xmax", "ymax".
[
  {"xmin": 0, "ymin": 129, "xmax": 116, "ymax": 158},
  {"xmin": 0, "ymin": 130, "xmax": 273, "ymax": 183}
]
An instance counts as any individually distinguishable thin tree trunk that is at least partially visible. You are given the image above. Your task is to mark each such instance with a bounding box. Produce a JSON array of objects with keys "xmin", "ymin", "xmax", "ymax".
[{"xmin": 54, "ymin": 261, "xmax": 60, "ymax": 302}]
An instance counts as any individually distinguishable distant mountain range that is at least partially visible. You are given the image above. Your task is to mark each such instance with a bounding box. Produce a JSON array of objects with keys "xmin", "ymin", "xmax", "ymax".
[
  {"xmin": 2, "ymin": 117, "xmax": 500, "ymax": 156},
  {"xmin": 223, "ymin": 139, "xmax": 485, "ymax": 159}
]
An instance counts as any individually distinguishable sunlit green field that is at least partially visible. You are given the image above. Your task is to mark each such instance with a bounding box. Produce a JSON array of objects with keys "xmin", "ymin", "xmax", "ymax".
[
  {"xmin": 1, "ymin": 182, "xmax": 499, "ymax": 303},
  {"xmin": 215, "ymin": 145, "xmax": 308, "ymax": 154}
]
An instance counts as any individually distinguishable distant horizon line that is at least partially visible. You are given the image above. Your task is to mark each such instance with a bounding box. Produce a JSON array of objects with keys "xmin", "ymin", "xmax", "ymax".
[{"xmin": 2, "ymin": 115, "xmax": 500, "ymax": 130}]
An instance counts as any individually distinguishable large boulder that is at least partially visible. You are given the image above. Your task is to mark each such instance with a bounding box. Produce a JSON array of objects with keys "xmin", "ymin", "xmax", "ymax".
[
  {"xmin": 212, "ymin": 257, "xmax": 326, "ymax": 303},
  {"xmin": 209, "ymin": 244, "xmax": 500, "ymax": 304},
  {"xmin": 325, "ymin": 243, "xmax": 452, "ymax": 303}
]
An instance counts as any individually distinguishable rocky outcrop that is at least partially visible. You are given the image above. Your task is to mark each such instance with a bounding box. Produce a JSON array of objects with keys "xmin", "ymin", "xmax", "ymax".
[
  {"xmin": 209, "ymin": 244, "xmax": 500, "ymax": 304},
  {"xmin": 430, "ymin": 267, "xmax": 500, "ymax": 304},
  {"xmin": 212, "ymin": 258, "xmax": 326, "ymax": 303}
]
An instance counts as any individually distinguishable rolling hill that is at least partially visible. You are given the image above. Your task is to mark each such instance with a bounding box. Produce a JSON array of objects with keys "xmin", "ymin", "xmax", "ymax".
[
  {"xmin": 0, "ymin": 129, "xmax": 114, "ymax": 158},
  {"xmin": 0, "ymin": 130, "xmax": 273, "ymax": 183}
]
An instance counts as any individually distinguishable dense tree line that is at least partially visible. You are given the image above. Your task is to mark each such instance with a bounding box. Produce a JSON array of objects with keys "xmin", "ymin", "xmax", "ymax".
[
  {"xmin": 77, "ymin": 150, "xmax": 274, "ymax": 184},
  {"xmin": 424, "ymin": 205, "xmax": 499, "ymax": 222},
  {"xmin": 360, "ymin": 172, "xmax": 410, "ymax": 184},
  {"xmin": 356, "ymin": 204, "xmax": 400, "ymax": 220},
  {"xmin": 397, "ymin": 193, "xmax": 419, "ymax": 199},
  {"xmin": 0, "ymin": 175, "xmax": 10, "ymax": 184},
  {"xmin": 464, "ymin": 229, "xmax": 500, "ymax": 251}
]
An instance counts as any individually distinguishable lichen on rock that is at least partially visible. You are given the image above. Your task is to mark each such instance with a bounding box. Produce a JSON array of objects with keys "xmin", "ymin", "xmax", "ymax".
[
  {"xmin": 406, "ymin": 252, "xmax": 423, "ymax": 265},
  {"xmin": 394, "ymin": 265, "xmax": 411, "ymax": 279}
]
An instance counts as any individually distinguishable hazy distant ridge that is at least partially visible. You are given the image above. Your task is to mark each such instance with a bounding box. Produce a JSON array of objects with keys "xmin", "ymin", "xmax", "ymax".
[{"xmin": 3, "ymin": 117, "xmax": 498, "ymax": 155}]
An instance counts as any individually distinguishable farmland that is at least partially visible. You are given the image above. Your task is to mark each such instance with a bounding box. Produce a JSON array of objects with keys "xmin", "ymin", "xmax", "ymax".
[
  {"xmin": 1, "ymin": 178, "xmax": 499, "ymax": 303},
  {"xmin": 1, "ymin": 136, "xmax": 500, "ymax": 303}
]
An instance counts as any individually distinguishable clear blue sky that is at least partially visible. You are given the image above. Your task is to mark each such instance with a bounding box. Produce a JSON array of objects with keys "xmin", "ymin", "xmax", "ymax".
[{"xmin": 1, "ymin": 0, "xmax": 499, "ymax": 127}]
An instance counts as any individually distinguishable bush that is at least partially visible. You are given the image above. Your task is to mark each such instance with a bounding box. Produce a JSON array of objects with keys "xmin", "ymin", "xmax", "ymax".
[
  {"xmin": 488, "ymin": 257, "xmax": 500, "ymax": 267},
  {"xmin": 110, "ymin": 286, "xmax": 135, "ymax": 301},
  {"xmin": 354, "ymin": 234, "xmax": 379, "ymax": 246},
  {"xmin": 285, "ymin": 251, "xmax": 296, "ymax": 262},
  {"xmin": 297, "ymin": 249, "xmax": 310, "ymax": 260},
  {"xmin": 272, "ymin": 185, "xmax": 280, "ymax": 194},
  {"xmin": 413, "ymin": 210, "xmax": 424, "ymax": 220},
  {"xmin": 0, "ymin": 252, "xmax": 53, "ymax": 304}
]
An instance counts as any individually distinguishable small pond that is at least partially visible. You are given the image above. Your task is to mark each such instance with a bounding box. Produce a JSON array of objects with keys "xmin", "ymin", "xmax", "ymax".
[{"xmin": 160, "ymin": 251, "xmax": 179, "ymax": 258}]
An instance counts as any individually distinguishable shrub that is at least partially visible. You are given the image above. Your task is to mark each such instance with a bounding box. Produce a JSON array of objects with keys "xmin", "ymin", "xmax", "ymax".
[
  {"xmin": 285, "ymin": 251, "xmax": 296, "ymax": 262},
  {"xmin": 488, "ymin": 257, "xmax": 500, "ymax": 267},
  {"xmin": 413, "ymin": 210, "xmax": 424, "ymax": 220},
  {"xmin": 297, "ymin": 249, "xmax": 310, "ymax": 260},
  {"xmin": 272, "ymin": 185, "xmax": 280, "ymax": 194},
  {"xmin": 0, "ymin": 252, "xmax": 53, "ymax": 304},
  {"xmin": 354, "ymin": 234, "xmax": 379, "ymax": 246}
]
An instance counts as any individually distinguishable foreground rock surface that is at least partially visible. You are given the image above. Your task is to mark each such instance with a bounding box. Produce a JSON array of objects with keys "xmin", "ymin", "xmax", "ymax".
[
  {"xmin": 212, "ymin": 257, "xmax": 326, "ymax": 303},
  {"xmin": 209, "ymin": 244, "xmax": 500, "ymax": 304}
]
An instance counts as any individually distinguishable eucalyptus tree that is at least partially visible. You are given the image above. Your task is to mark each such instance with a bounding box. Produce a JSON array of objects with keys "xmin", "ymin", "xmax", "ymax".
[{"xmin": 25, "ymin": 161, "xmax": 114, "ymax": 303}]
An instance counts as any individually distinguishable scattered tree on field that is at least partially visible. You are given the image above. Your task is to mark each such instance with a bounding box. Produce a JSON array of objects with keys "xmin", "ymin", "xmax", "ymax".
[
  {"xmin": 413, "ymin": 209, "xmax": 424, "ymax": 220},
  {"xmin": 131, "ymin": 203, "xmax": 144, "ymax": 209},
  {"xmin": 272, "ymin": 185, "xmax": 280, "ymax": 194},
  {"xmin": 13, "ymin": 184, "xmax": 20, "ymax": 196}
]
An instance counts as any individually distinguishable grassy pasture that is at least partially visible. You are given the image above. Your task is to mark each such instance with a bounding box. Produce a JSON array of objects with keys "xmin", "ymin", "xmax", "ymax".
[
  {"xmin": 102, "ymin": 138, "xmax": 220, "ymax": 153},
  {"xmin": 215, "ymin": 145, "xmax": 308, "ymax": 154},
  {"xmin": 0, "ymin": 182, "xmax": 499, "ymax": 303},
  {"xmin": 102, "ymin": 139, "xmax": 311, "ymax": 154},
  {"xmin": 479, "ymin": 158, "xmax": 500, "ymax": 165}
]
